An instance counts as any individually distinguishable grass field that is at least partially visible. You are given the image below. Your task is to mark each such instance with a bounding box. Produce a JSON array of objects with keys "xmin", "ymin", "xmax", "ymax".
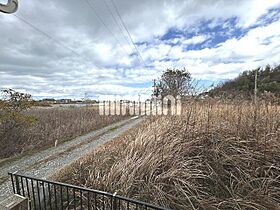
[
  {"xmin": 54, "ymin": 100, "xmax": 280, "ymax": 209},
  {"xmin": 0, "ymin": 106, "xmax": 127, "ymax": 159}
]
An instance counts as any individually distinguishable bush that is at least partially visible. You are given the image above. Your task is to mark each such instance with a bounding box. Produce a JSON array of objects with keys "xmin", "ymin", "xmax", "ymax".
[
  {"xmin": 0, "ymin": 89, "xmax": 128, "ymax": 159},
  {"xmin": 0, "ymin": 89, "xmax": 36, "ymax": 158}
]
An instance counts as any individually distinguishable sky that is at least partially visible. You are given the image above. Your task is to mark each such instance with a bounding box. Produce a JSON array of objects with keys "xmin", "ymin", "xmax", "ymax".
[{"xmin": 0, "ymin": 0, "xmax": 280, "ymax": 100}]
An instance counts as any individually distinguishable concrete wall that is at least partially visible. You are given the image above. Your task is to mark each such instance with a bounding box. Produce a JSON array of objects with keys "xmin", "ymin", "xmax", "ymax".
[{"xmin": 0, "ymin": 195, "xmax": 28, "ymax": 210}]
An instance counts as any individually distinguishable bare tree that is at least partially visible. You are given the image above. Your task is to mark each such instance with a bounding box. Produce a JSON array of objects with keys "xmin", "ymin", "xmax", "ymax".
[{"xmin": 157, "ymin": 68, "xmax": 193, "ymax": 98}]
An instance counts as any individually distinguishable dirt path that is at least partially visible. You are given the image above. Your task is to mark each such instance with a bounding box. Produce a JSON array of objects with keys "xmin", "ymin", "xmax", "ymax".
[{"xmin": 0, "ymin": 116, "xmax": 143, "ymax": 201}]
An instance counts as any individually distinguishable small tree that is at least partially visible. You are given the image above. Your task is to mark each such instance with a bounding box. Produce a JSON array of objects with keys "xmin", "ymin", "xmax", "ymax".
[
  {"xmin": 1, "ymin": 89, "xmax": 32, "ymax": 112},
  {"xmin": 157, "ymin": 68, "xmax": 193, "ymax": 98},
  {"xmin": 0, "ymin": 89, "xmax": 36, "ymax": 129},
  {"xmin": 0, "ymin": 89, "xmax": 36, "ymax": 158}
]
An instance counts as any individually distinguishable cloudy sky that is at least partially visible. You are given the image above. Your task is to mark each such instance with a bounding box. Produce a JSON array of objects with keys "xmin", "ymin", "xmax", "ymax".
[{"xmin": 0, "ymin": 0, "xmax": 280, "ymax": 100}]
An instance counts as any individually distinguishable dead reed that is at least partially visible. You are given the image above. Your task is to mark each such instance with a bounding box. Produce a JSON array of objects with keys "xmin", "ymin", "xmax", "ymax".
[
  {"xmin": 0, "ymin": 106, "xmax": 127, "ymax": 159},
  {"xmin": 54, "ymin": 100, "xmax": 280, "ymax": 209}
]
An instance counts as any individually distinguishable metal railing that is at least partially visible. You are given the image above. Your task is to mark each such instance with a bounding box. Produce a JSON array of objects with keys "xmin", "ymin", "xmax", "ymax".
[{"xmin": 9, "ymin": 173, "xmax": 169, "ymax": 210}]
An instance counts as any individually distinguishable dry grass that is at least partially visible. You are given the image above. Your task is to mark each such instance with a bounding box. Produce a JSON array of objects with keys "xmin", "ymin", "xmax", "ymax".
[
  {"xmin": 0, "ymin": 106, "xmax": 127, "ymax": 159},
  {"xmin": 54, "ymin": 100, "xmax": 280, "ymax": 210}
]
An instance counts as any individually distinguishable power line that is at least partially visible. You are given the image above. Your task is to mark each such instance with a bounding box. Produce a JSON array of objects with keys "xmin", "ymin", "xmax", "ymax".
[
  {"xmin": 109, "ymin": 0, "xmax": 148, "ymax": 68},
  {"xmin": 14, "ymin": 14, "xmax": 82, "ymax": 59},
  {"xmin": 12, "ymin": 2, "xmax": 149, "ymax": 73},
  {"xmin": 101, "ymin": 0, "xmax": 136, "ymax": 57},
  {"xmin": 14, "ymin": 1, "xmax": 147, "ymax": 71},
  {"xmin": 13, "ymin": 13, "xmax": 104, "ymax": 70},
  {"xmin": 84, "ymin": 0, "xmax": 131, "ymax": 59}
]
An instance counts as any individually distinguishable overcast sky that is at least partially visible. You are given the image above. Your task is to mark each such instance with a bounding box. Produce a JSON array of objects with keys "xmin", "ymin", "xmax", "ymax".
[{"xmin": 0, "ymin": 0, "xmax": 280, "ymax": 100}]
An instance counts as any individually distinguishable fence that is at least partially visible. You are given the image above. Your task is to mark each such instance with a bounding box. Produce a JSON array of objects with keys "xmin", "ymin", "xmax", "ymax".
[{"xmin": 9, "ymin": 173, "xmax": 169, "ymax": 210}]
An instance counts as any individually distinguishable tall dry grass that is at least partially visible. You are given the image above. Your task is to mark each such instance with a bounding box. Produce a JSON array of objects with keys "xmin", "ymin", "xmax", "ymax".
[
  {"xmin": 54, "ymin": 100, "xmax": 280, "ymax": 209},
  {"xmin": 0, "ymin": 106, "xmax": 127, "ymax": 159}
]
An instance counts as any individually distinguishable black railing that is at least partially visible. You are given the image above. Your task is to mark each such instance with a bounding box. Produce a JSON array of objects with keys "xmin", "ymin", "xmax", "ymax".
[{"xmin": 9, "ymin": 173, "xmax": 169, "ymax": 210}]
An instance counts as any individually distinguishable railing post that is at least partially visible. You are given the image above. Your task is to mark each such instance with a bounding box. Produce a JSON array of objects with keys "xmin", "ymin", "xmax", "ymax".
[
  {"xmin": 15, "ymin": 175, "xmax": 21, "ymax": 195},
  {"xmin": 112, "ymin": 193, "xmax": 117, "ymax": 210},
  {"xmin": 8, "ymin": 173, "xmax": 169, "ymax": 210},
  {"xmin": 10, "ymin": 173, "xmax": 16, "ymax": 194}
]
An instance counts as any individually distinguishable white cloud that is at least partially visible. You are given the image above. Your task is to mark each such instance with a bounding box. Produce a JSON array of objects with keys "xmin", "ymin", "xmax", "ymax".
[
  {"xmin": 182, "ymin": 35, "xmax": 210, "ymax": 45},
  {"xmin": 145, "ymin": 18, "xmax": 280, "ymax": 80},
  {"xmin": 0, "ymin": 0, "xmax": 280, "ymax": 99}
]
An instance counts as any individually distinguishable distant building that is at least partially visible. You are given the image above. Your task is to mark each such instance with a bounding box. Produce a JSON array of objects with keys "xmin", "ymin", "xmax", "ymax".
[
  {"xmin": 41, "ymin": 98, "xmax": 55, "ymax": 104},
  {"xmin": 56, "ymin": 99, "xmax": 72, "ymax": 104}
]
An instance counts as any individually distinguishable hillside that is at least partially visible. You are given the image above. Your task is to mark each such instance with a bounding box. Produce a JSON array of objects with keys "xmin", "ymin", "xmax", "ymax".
[{"xmin": 209, "ymin": 64, "xmax": 280, "ymax": 99}]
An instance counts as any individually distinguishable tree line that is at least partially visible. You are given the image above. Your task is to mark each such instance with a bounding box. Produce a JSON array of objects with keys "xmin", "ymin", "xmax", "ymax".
[{"xmin": 209, "ymin": 64, "xmax": 280, "ymax": 100}]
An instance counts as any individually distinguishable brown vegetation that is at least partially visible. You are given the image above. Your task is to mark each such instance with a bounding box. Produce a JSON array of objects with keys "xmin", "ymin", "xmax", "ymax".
[
  {"xmin": 0, "ymin": 106, "xmax": 127, "ymax": 159},
  {"xmin": 54, "ymin": 100, "xmax": 280, "ymax": 209}
]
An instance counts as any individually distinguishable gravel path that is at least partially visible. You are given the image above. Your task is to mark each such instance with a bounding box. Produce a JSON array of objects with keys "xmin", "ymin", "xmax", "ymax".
[{"xmin": 0, "ymin": 116, "xmax": 143, "ymax": 201}]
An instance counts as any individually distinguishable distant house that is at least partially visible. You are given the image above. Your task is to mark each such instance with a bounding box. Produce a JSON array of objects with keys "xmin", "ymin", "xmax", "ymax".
[
  {"xmin": 120, "ymin": 100, "xmax": 130, "ymax": 103},
  {"xmin": 56, "ymin": 99, "xmax": 72, "ymax": 104},
  {"xmin": 41, "ymin": 98, "xmax": 55, "ymax": 104}
]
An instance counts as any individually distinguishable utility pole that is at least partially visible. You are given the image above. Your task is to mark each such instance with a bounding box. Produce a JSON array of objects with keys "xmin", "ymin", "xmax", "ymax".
[
  {"xmin": 152, "ymin": 79, "xmax": 156, "ymax": 97},
  {"xmin": 0, "ymin": 0, "xmax": 18, "ymax": 14},
  {"xmin": 254, "ymin": 69, "xmax": 258, "ymax": 105},
  {"xmin": 152, "ymin": 79, "xmax": 159, "ymax": 98},
  {"xmin": 84, "ymin": 92, "xmax": 88, "ymax": 101}
]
